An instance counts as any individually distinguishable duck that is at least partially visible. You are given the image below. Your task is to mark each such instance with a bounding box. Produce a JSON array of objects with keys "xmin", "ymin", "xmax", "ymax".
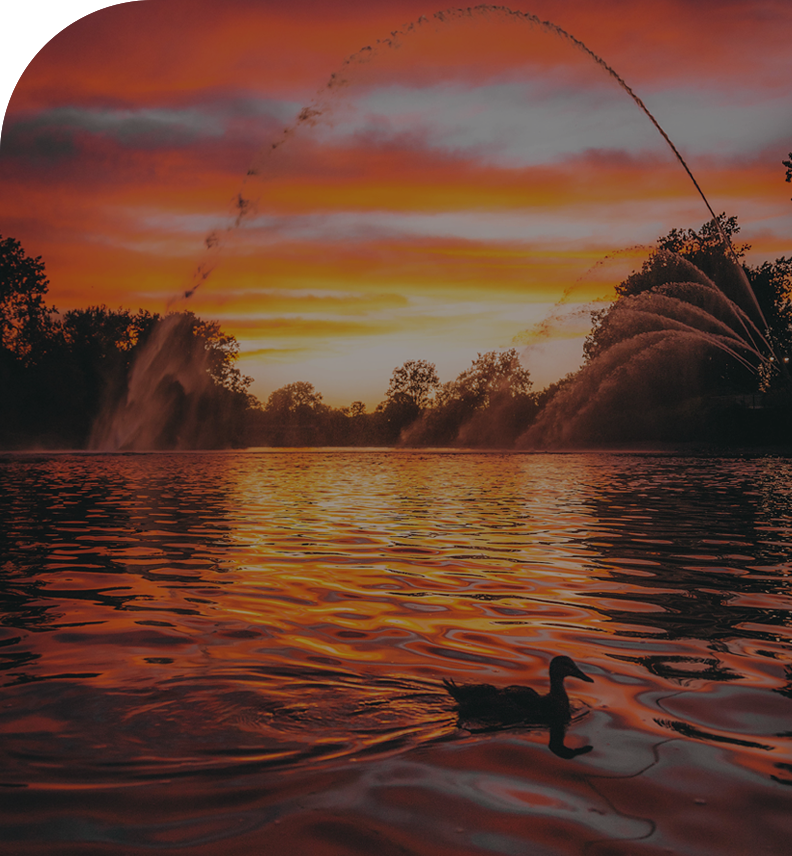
[{"xmin": 442, "ymin": 655, "xmax": 594, "ymax": 726}]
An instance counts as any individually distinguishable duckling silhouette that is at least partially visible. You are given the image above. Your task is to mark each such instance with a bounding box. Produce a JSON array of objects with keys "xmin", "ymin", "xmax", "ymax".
[{"xmin": 443, "ymin": 655, "xmax": 594, "ymax": 727}]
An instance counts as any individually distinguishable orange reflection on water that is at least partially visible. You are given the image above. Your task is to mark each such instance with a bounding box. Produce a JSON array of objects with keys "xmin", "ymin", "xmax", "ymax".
[{"xmin": 2, "ymin": 450, "xmax": 792, "ymax": 854}]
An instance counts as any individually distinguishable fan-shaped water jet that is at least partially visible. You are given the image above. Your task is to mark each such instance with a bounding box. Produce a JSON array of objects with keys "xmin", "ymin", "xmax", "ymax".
[{"xmin": 519, "ymin": 248, "xmax": 777, "ymax": 448}]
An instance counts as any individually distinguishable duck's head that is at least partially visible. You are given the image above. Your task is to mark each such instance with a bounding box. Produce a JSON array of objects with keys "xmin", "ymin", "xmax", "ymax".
[{"xmin": 549, "ymin": 655, "xmax": 593, "ymax": 683}]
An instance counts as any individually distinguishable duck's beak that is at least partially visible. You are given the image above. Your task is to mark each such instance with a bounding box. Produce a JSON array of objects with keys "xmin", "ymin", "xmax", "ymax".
[{"xmin": 571, "ymin": 665, "xmax": 593, "ymax": 683}]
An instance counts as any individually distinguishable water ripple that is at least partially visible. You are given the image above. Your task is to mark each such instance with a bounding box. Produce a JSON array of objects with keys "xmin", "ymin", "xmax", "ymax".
[{"xmin": 2, "ymin": 451, "xmax": 792, "ymax": 852}]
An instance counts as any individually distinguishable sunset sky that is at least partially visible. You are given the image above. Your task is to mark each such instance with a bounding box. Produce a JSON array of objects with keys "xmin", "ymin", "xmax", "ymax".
[{"xmin": 1, "ymin": 0, "xmax": 790, "ymax": 407}]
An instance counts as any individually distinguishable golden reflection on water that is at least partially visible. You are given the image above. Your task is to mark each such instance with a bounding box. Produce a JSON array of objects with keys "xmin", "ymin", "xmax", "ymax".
[{"xmin": 2, "ymin": 450, "xmax": 792, "ymax": 854}]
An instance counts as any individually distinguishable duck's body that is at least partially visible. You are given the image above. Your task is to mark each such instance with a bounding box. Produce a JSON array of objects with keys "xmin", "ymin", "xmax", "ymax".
[{"xmin": 443, "ymin": 655, "xmax": 593, "ymax": 726}]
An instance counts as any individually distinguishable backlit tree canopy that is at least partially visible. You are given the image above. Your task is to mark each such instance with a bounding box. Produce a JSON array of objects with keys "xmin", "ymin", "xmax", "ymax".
[
  {"xmin": 384, "ymin": 360, "xmax": 441, "ymax": 409},
  {"xmin": 0, "ymin": 235, "xmax": 53, "ymax": 364}
]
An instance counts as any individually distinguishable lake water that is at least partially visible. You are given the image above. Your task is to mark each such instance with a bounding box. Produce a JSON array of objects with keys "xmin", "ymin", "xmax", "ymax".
[{"xmin": 2, "ymin": 450, "xmax": 792, "ymax": 855}]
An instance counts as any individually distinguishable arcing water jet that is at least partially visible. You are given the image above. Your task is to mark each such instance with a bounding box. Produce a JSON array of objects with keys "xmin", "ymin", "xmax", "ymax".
[
  {"xmin": 95, "ymin": 7, "xmax": 775, "ymax": 450},
  {"xmin": 179, "ymin": 5, "xmax": 763, "ymax": 316}
]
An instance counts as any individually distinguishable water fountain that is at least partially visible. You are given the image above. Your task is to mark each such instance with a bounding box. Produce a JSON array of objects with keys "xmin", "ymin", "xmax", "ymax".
[
  {"xmin": 89, "ymin": 313, "xmax": 235, "ymax": 450},
  {"xmin": 90, "ymin": 6, "xmax": 775, "ymax": 450},
  {"xmin": 518, "ymin": 246, "xmax": 773, "ymax": 448}
]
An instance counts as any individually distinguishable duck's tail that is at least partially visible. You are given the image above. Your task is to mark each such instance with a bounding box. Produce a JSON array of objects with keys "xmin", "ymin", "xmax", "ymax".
[{"xmin": 442, "ymin": 677, "xmax": 461, "ymax": 700}]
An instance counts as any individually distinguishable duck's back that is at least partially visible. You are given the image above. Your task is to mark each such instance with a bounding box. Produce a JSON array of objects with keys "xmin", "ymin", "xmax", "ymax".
[
  {"xmin": 502, "ymin": 685, "xmax": 541, "ymax": 704},
  {"xmin": 442, "ymin": 679, "xmax": 500, "ymax": 705},
  {"xmin": 443, "ymin": 679, "xmax": 541, "ymax": 715}
]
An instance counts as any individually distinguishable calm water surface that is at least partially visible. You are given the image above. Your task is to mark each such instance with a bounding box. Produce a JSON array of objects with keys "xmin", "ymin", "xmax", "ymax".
[{"xmin": 1, "ymin": 450, "xmax": 792, "ymax": 855}]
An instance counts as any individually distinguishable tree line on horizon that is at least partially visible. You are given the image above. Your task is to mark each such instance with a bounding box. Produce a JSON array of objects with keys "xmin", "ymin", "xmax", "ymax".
[
  {"xmin": 245, "ymin": 347, "xmax": 538, "ymax": 448},
  {"xmin": 0, "ymin": 236, "xmax": 539, "ymax": 448},
  {"xmin": 2, "ymin": 189, "xmax": 791, "ymax": 451}
]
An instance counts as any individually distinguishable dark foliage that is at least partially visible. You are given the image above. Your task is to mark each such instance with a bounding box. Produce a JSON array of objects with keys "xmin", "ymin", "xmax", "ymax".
[
  {"xmin": 0, "ymin": 235, "xmax": 54, "ymax": 364},
  {"xmin": 0, "ymin": 236, "xmax": 256, "ymax": 450},
  {"xmin": 404, "ymin": 349, "xmax": 537, "ymax": 447}
]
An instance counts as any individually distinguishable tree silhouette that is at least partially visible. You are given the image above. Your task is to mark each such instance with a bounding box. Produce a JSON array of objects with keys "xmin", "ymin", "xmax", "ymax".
[
  {"xmin": 378, "ymin": 360, "xmax": 440, "ymax": 442},
  {"xmin": 452, "ymin": 348, "xmax": 533, "ymax": 409},
  {"xmin": 257, "ymin": 381, "xmax": 329, "ymax": 446},
  {"xmin": 0, "ymin": 235, "xmax": 54, "ymax": 364},
  {"xmin": 384, "ymin": 360, "xmax": 440, "ymax": 409},
  {"xmin": 404, "ymin": 349, "xmax": 536, "ymax": 447}
]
